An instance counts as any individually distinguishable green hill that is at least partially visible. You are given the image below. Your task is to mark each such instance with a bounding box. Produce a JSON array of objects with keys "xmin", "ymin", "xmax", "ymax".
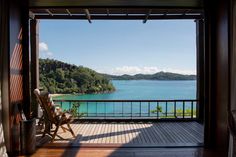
[
  {"xmin": 39, "ymin": 59, "xmax": 195, "ymax": 94},
  {"xmin": 39, "ymin": 58, "xmax": 115, "ymax": 94},
  {"xmin": 103, "ymin": 72, "xmax": 196, "ymax": 80}
]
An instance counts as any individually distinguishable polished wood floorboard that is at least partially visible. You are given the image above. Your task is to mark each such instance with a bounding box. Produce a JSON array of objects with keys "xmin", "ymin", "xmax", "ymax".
[
  {"xmin": 30, "ymin": 122, "xmax": 227, "ymax": 157},
  {"xmin": 30, "ymin": 147, "xmax": 227, "ymax": 157},
  {"xmin": 36, "ymin": 121, "xmax": 203, "ymax": 147}
]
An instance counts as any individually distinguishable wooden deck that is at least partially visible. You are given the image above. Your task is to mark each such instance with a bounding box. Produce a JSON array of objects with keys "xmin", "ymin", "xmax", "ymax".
[
  {"xmin": 31, "ymin": 147, "xmax": 226, "ymax": 157},
  {"xmin": 37, "ymin": 121, "xmax": 204, "ymax": 147}
]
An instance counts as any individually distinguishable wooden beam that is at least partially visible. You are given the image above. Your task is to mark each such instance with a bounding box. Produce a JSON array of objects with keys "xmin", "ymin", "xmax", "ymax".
[
  {"xmin": 22, "ymin": 0, "xmax": 31, "ymax": 120},
  {"xmin": 196, "ymin": 19, "xmax": 205, "ymax": 124},
  {"xmin": 143, "ymin": 9, "xmax": 152, "ymax": 23},
  {"xmin": 29, "ymin": 11, "xmax": 35, "ymax": 19},
  {"xmin": 204, "ymin": 0, "xmax": 229, "ymax": 150},
  {"xmin": 34, "ymin": 14, "xmax": 203, "ymax": 20},
  {"xmin": 45, "ymin": 9, "xmax": 53, "ymax": 16},
  {"xmin": 229, "ymin": 0, "xmax": 236, "ymax": 155},
  {"xmin": 84, "ymin": 9, "xmax": 92, "ymax": 23},
  {"xmin": 29, "ymin": 0, "xmax": 204, "ymax": 8},
  {"xmin": 30, "ymin": 19, "xmax": 39, "ymax": 118},
  {"xmin": 66, "ymin": 9, "xmax": 72, "ymax": 16},
  {"xmin": 0, "ymin": 0, "xmax": 10, "ymax": 152}
]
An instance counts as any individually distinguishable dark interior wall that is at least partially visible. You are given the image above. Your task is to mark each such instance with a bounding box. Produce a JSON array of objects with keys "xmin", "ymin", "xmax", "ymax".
[
  {"xmin": 214, "ymin": 0, "xmax": 229, "ymax": 149},
  {"xmin": 229, "ymin": 0, "xmax": 236, "ymax": 156},
  {"xmin": 9, "ymin": 0, "xmax": 24, "ymax": 153},
  {"xmin": 0, "ymin": 0, "xmax": 9, "ymax": 155},
  {"xmin": 230, "ymin": 0, "xmax": 236, "ymax": 112},
  {"xmin": 1, "ymin": 0, "xmax": 11, "ymax": 152},
  {"xmin": 1, "ymin": 0, "xmax": 29, "ymax": 154},
  {"xmin": 204, "ymin": 0, "xmax": 230, "ymax": 150}
]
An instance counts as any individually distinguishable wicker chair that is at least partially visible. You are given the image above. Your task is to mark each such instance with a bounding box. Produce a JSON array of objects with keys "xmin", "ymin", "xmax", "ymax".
[{"xmin": 34, "ymin": 89, "xmax": 75, "ymax": 142}]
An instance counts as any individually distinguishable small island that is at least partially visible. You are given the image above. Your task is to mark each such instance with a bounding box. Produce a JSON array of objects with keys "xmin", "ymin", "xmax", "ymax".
[{"xmin": 39, "ymin": 58, "xmax": 115, "ymax": 94}]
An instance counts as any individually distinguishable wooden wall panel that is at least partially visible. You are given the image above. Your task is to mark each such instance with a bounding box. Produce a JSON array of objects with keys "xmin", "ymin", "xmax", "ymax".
[
  {"xmin": 10, "ymin": 43, "xmax": 23, "ymax": 71},
  {"xmin": 204, "ymin": 0, "xmax": 230, "ymax": 152},
  {"xmin": 0, "ymin": 0, "xmax": 29, "ymax": 155},
  {"xmin": 1, "ymin": 0, "xmax": 11, "ymax": 152},
  {"xmin": 230, "ymin": 0, "xmax": 236, "ymax": 112},
  {"xmin": 9, "ymin": 0, "xmax": 24, "ymax": 154},
  {"xmin": 0, "ymin": 0, "xmax": 10, "ymax": 156},
  {"xmin": 229, "ymin": 0, "xmax": 236, "ymax": 156},
  {"xmin": 10, "ymin": 75, "xmax": 23, "ymax": 103}
]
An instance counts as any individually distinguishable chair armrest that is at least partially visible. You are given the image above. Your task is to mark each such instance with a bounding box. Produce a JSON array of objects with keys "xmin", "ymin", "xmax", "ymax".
[{"xmin": 54, "ymin": 104, "xmax": 61, "ymax": 107}]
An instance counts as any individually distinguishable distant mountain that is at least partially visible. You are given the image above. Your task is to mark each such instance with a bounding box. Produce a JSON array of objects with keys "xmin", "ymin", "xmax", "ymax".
[
  {"xmin": 103, "ymin": 72, "xmax": 196, "ymax": 80},
  {"xmin": 39, "ymin": 59, "xmax": 195, "ymax": 94}
]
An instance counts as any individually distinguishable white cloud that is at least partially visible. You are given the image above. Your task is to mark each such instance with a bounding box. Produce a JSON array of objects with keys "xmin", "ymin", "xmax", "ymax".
[
  {"xmin": 39, "ymin": 42, "xmax": 48, "ymax": 51},
  {"xmin": 46, "ymin": 51, "xmax": 53, "ymax": 56},
  {"xmin": 114, "ymin": 66, "xmax": 160, "ymax": 75},
  {"xmin": 39, "ymin": 42, "xmax": 53, "ymax": 58},
  {"xmin": 98, "ymin": 66, "xmax": 196, "ymax": 75}
]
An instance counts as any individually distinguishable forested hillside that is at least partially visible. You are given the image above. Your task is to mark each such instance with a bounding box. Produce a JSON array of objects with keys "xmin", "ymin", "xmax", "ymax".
[
  {"xmin": 39, "ymin": 59, "xmax": 115, "ymax": 94},
  {"xmin": 103, "ymin": 72, "xmax": 196, "ymax": 80}
]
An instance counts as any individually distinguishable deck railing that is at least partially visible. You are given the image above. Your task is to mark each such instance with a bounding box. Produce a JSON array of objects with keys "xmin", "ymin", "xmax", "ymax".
[{"xmin": 53, "ymin": 99, "xmax": 198, "ymax": 120}]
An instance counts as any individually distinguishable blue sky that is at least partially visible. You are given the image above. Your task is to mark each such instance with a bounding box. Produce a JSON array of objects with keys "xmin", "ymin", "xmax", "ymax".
[{"xmin": 39, "ymin": 20, "xmax": 196, "ymax": 75}]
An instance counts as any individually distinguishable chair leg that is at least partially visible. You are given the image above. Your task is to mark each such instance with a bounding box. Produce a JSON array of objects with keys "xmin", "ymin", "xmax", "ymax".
[
  {"xmin": 51, "ymin": 125, "xmax": 60, "ymax": 142},
  {"xmin": 61, "ymin": 126, "xmax": 66, "ymax": 132},
  {"xmin": 42, "ymin": 121, "xmax": 51, "ymax": 138},
  {"xmin": 67, "ymin": 123, "xmax": 76, "ymax": 138},
  {"xmin": 42, "ymin": 130, "xmax": 46, "ymax": 138}
]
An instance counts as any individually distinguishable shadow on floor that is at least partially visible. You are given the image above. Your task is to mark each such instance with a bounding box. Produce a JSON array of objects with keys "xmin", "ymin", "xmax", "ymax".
[{"xmin": 33, "ymin": 121, "xmax": 211, "ymax": 157}]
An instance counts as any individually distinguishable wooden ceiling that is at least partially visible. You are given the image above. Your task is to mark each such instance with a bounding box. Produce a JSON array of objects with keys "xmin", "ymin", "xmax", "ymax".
[
  {"xmin": 29, "ymin": 0, "xmax": 204, "ymax": 21},
  {"xmin": 29, "ymin": 0, "xmax": 203, "ymax": 8}
]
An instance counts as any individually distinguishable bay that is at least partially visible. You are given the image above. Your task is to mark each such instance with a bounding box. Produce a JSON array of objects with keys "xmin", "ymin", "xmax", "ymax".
[
  {"xmin": 56, "ymin": 80, "xmax": 196, "ymax": 100},
  {"xmin": 54, "ymin": 80, "xmax": 196, "ymax": 118}
]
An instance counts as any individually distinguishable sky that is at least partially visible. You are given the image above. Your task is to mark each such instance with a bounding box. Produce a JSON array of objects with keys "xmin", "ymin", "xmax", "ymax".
[{"xmin": 39, "ymin": 20, "xmax": 196, "ymax": 75}]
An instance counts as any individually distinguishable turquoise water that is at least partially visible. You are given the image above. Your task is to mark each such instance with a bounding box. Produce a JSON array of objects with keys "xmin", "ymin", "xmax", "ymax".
[
  {"xmin": 54, "ymin": 80, "xmax": 196, "ymax": 118},
  {"xmin": 56, "ymin": 80, "xmax": 196, "ymax": 100}
]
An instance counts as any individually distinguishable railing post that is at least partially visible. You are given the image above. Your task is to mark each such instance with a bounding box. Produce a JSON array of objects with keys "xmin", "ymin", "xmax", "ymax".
[
  {"xmin": 105, "ymin": 102, "xmax": 106, "ymax": 118},
  {"xmin": 157, "ymin": 102, "xmax": 159, "ymax": 119},
  {"xmin": 69, "ymin": 102, "xmax": 71, "ymax": 110},
  {"xmin": 166, "ymin": 101, "xmax": 168, "ymax": 117},
  {"xmin": 96, "ymin": 102, "xmax": 98, "ymax": 117},
  {"xmin": 191, "ymin": 101, "xmax": 194, "ymax": 119},
  {"xmin": 174, "ymin": 101, "xmax": 177, "ymax": 118},
  {"xmin": 122, "ymin": 102, "xmax": 124, "ymax": 117},
  {"xmin": 148, "ymin": 102, "xmax": 150, "ymax": 117},
  {"xmin": 131, "ymin": 102, "xmax": 133, "ymax": 118},
  {"xmin": 87, "ymin": 102, "xmax": 89, "ymax": 117},
  {"xmin": 113, "ymin": 102, "xmax": 115, "ymax": 117},
  {"xmin": 140, "ymin": 101, "xmax": 141, "ymax": 117},
  {"xmin": 183, "ymin": 101, "xmax": 185, "ymax": 119}
]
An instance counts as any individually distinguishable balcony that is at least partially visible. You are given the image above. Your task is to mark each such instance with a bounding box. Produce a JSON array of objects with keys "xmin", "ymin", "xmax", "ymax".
[{"xmin": 36, "ymin": 99, "xmax": 203, "ymax": 148}]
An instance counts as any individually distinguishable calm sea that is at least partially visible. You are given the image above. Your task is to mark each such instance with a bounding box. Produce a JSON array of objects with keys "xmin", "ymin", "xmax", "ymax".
[
  {"xmin": 54, "ymin": 80, "xmax": 196, "ymax": 117},
  {"xmin": 56, "ymin": 80, "xmax": 196, "ymax": 100}
]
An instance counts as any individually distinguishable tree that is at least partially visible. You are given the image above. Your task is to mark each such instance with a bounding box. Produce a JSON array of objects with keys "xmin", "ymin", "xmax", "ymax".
[{"xmin": 39, "ymin": 58, "xmax": 115, "ymax": 94}]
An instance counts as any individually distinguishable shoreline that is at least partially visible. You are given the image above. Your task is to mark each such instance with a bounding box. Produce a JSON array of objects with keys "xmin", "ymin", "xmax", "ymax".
[
  {"xmin": 51, "ymin": 93, "xmax": 70, "ymax": 98},
  {"xmin": 51, "ymin": 90, "xmax": 115, "ymax": 98}
]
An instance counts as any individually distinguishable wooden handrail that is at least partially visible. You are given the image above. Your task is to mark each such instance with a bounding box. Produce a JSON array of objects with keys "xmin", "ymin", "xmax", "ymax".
[{"xmin": 53, "ymin": 99, "xmax": 198, "ymax": 102}]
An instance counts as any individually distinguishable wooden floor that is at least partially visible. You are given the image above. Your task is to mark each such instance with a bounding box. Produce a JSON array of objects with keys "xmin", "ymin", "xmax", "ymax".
[
  {"xmin": 30, "ymin": 122, "xmax": 225, "ymax": 157},
  {"xmin": 37, "ymin": 121, "xmax": 203, "ymax": 147},
  {"xmin": 30, "ymin": 147, "xmax": 227, "ymax": 157}
]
